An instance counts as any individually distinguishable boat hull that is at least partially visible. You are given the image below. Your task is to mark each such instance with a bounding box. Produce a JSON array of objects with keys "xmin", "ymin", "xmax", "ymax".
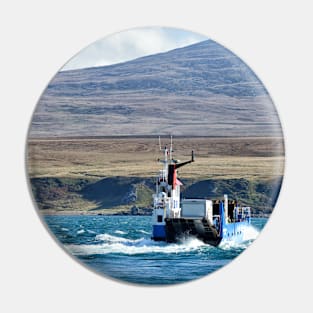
[
  {"xmin": 163, "ymin": 217, "xmax": 250, "ymax": 247},
  {"xmin": 164, "ymin": 217, "xmax": 222, "ymax": 247}
]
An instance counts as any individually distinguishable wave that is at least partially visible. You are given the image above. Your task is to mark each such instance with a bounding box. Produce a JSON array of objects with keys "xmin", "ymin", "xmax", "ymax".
[
  {"xmin": 242, "ymin": 225, "xmax": 259, "ymax": 241},
  {"xmin": 114, "ymin": 230, "xmax": 127, "ymax": 235},
  {"xmin": 138, "ymin": 230, "xmax": 150, "ymax": 234},
  {"xmin": 65, "ymin": 233, "xmax": 208, "ymax": 256},
  {"xmin": 65, "ymin": 225, "xmax": 260, "ymax": 256}
]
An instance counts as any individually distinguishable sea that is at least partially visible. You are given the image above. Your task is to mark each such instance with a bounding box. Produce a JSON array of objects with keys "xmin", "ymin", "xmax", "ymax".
[{"xmin": 43, "ymin": 215, "xmax": 267, "ymax": 285}]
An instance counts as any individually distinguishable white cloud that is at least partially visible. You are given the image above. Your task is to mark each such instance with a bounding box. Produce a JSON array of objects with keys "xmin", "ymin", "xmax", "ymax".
[{"xmin": 62, "ymin": 27, "xmax": 208, "ymax": 71}]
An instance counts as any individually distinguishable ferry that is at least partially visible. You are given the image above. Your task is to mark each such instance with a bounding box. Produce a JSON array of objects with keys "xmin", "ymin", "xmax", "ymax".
[{"xmin": 151, "ymin": 137, "xmax": 251, "ymax": 247}]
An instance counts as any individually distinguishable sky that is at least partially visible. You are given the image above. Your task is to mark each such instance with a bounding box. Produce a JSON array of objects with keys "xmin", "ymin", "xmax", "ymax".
[{"xmin": 62, "ymin": 27, "xmax": 208, "ymax": 71}]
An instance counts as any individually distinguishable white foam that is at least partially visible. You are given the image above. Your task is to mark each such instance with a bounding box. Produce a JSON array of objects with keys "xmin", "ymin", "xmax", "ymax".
[
  {"xmin": 66, "ymin": 233, "xmax": 207, "ymax": 256},
  {"xmin": 242, "ymin": 225, "xmax": 259, "ymax": 241},
  {"xmin": 114, "ymin": 230, "xmax": 127, "ymax": 235},
  {"xmin": 95, "ymin": 233, "xmax": 136, "ymax": 243},
  {"xmin": 138, "ymin": 230, "xmax": 150, "ymax": 234},
  {"xmin": 66, "ymin": 226, "xmax": 260, "ymax": 256}
]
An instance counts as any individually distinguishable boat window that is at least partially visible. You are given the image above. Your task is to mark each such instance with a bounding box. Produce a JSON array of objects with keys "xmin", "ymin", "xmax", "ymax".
[
  {"xmin": 157, "ymin": 215, "xmax": 163, "ymax": 223},
  {"xmin": 213, "ymin": 202, "xmax": 220, "ymax": 215},
  {"xmin": 228, "ymin": 201, "xmax": 235, "ymax": 221}
]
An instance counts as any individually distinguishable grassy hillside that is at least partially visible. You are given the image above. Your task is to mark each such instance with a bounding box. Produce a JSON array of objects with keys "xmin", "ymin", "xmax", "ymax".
[
  {"xmin": 30, "ymin": 176, "xmax": 282, "ymax": 215},
  {"xmin": 27, "ymin": 136, "xmax": 284, "ymax": 215},
  {"xmin": 27, "ymin": 137, "xmax": 284, "ymax": 180},
  {"xmin": 29, "ymin": 40, "xmax": 282, "ymax": 138}
]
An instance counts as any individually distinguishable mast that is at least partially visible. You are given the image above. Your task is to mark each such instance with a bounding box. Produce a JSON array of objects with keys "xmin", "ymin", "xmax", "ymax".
[
  {"xmin": 170, "ymin": 135, "xmax": 173, "ymax": 161},
  {"xmin": 152, "ymin": 136, "xmax": 195, "ymax": 240}
]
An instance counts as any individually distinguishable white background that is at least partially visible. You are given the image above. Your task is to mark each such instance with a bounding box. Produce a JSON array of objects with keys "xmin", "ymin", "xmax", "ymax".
[{"xmin": 1, "ymin": 1, "xmax": 312, "ymax": 312}]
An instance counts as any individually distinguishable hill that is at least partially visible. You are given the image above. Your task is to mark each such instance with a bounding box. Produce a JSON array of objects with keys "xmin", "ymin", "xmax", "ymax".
[
  {"xmin": 27, "ymin": 137, "xmax": 284, "ymax": 215},
  {"xmin": 30, "ymin": 176, "xmax": 282, "ymax": 215},
  {"xmin": 29, "ymin": 40, "xmax": 282, "ymax": 138}
]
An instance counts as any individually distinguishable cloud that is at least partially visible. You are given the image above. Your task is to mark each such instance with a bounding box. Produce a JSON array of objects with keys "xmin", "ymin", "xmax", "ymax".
[{"xmin": 62, "ymin": 27, "xmax": 208, "ymax": 70}]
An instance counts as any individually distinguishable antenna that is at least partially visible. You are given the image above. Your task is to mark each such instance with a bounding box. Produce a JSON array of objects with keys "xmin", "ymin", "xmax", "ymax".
[{"xmin": 170, "ymin": 135, "xmax": 173, "ymax": 161}]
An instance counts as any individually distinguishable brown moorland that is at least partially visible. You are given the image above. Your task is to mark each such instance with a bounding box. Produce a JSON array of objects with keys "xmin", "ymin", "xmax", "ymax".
[{"xmin": 27, "ymin": 136, "xmax": 284, "ymax": 181}]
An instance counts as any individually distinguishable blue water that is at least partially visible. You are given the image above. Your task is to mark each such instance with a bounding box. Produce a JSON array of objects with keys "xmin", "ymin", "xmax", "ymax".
[{"xmin": 43, "ymin": 215, "xmax": 267, "ymax": 285}]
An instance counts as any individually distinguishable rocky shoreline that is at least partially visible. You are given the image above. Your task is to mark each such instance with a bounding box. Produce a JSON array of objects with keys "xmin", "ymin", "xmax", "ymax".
[{"xmin": 38, "ymin": 207, "xmax": 270, "ymax": 218}]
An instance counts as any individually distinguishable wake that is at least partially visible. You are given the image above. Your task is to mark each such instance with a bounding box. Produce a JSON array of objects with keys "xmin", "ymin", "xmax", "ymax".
[
  {"xmin": 65, "ymin": 233, "xmax": 208, "ymax": 256},
  {"xmin": 65, "ymin": 225, "xmax": 260, "ymax": 256}
]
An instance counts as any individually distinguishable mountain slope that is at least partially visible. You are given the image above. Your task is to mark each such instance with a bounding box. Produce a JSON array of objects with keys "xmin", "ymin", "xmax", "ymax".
[
  {"xmin": 30, "ymin": 39, "xmax": 282, "ymax": 137},
  {"xmin": 30, "ymin": 176, "xmax": 282, "ymax": 214}
]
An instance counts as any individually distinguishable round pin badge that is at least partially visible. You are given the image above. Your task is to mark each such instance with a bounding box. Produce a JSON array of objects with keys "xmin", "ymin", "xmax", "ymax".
[{"xmin": 27, "ymin": 26, "xmax": 284, "ymax": 285}]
